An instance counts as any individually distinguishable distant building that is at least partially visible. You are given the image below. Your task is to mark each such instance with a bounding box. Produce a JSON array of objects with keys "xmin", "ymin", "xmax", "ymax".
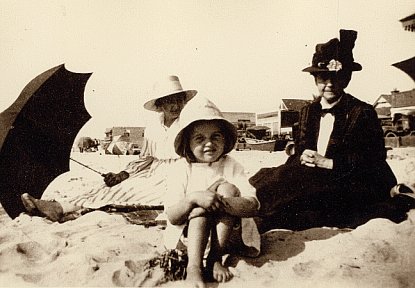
[
  {"xmin": 392, "ymin": 13, "xmax": 415, "ymax": 82},
  {"xmin": 222, "ymin": 112, "xmax": 256, "ymax": 131},
  {"xmin": 374, "ymin": 89, "xmax": 415, "ymax": 117},
  {"xmin": 374, "ymin": 89, "xmax": 415, "ymax": 137},
  {"xmin": 256, "ymin": 111, "xmax": 278, "ymax": 136},
  {"xmin": 256, "ymin": 99, "xmax": 312, "ymax": 136},
  {"xmin": 400, "ymin": 12, "xmax": 415, "ymax": 32},
  {"xmin": 378, "ymin": 12, "xmax": 415, "ymax": 139},
  {"xmin": 103, "ymin": 126, "xmax": 145, "ymax": 148}
]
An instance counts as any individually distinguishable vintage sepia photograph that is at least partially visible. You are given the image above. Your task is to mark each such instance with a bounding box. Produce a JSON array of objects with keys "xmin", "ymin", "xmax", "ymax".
[{"xmin": 0, "ymin": 1, "xmax": 414, "ymax": 287}]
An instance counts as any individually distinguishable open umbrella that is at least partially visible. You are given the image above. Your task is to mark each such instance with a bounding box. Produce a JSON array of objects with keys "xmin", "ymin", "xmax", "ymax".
[
  {"xmin": 392, "ymin": 56, "xmax": 415, "ymax": 82},
  {"xmin": 105, "ymin": 135, "xmax": 131, "ymax": 155},
  {"xmin": 0, "ymin": 64, "xmax": 92, "ymax": 218}
]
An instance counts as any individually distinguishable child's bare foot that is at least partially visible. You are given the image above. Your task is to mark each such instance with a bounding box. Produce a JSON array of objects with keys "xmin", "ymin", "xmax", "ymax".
[
  {"xmin": 21, "ymin": 193, "xmax": 63, "ymax": 222},
  {"xmin": 185, "ymin": 265, "xmax": 206, "ymax": 288},
  {"xmin": 212, "ymin": 261, "xmax": 233, "ymax": 283}
]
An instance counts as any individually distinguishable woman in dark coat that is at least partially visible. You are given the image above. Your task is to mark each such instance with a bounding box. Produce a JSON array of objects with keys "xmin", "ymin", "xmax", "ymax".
[{"xmin": 250, "ymin": 30, "xmax": 412, "ymax": 232}]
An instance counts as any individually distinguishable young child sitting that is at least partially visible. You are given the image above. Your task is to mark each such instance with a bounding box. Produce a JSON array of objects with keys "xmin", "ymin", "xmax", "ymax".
[{"xmin": 163, "ymin": 97, "xmax": 260, "ymax": 288}]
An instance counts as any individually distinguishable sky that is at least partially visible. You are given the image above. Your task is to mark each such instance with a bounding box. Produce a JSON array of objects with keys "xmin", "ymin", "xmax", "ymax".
[{"xmin": 1, "ymin": 0, "xmax": 414, "ymax": 138}]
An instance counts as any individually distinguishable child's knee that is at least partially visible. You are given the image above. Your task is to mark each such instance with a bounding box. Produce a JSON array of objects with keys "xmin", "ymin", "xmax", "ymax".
[
  {"xmin": 217, "ymin": 182, "xmax": 240, "ymax": 197},
  {"xmin": 188, "ymin": 207, "xmax": 207, "ymax": 220}
]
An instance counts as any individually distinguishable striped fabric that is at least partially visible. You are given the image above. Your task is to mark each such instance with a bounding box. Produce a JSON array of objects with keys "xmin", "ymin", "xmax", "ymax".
[{"xmin": 66, "ymin": 158, "xmax": 179, "ymax": 209}]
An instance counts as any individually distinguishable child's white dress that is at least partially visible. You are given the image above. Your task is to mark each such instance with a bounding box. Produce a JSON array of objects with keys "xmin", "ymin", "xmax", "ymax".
[{"xmin": 163, "ymin": 155, "xmax": 261, "ymax": 254}]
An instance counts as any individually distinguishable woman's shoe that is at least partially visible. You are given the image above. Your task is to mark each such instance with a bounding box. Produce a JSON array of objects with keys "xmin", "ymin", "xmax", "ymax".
[{"xmin": 21, "ymin": 193, "xmax": 63, "ymax": 222}]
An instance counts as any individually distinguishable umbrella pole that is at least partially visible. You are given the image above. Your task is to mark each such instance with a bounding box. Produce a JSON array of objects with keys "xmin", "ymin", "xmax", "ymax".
[{"xmin": 70, "ymin": 157, "xmax": 104, "ymax": 176}]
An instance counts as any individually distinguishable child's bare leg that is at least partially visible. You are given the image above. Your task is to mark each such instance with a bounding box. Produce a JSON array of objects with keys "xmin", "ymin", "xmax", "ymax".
[
  {"xmin": 186, "ymin": 215, "xmax": 211, "ymax": 288},
  {"xmin": 206, "ymin": 215, "xmax": 236, "ymax": 283},
  {"xmin": 206, "ymin": 182, "xmax": 241, "ymax": 282}
]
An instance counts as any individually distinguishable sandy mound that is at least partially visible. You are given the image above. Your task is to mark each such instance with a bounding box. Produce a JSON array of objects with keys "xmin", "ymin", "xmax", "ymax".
[{"xmin": 0, "ymin": 148, "xmax": 414, "ymax": 287}]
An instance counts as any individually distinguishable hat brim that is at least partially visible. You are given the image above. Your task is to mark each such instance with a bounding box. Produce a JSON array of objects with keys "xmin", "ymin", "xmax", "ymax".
[
  {"xmin": 143, "ymin": 90, "xmax": 198, "ymax": 112},
  {"xmin": 174, "ymin": 118, "xmax": 237, "ymax": 158},
  {"xmin": 302, "ymin": 62, "xmax": 362, "ymax": 73}
]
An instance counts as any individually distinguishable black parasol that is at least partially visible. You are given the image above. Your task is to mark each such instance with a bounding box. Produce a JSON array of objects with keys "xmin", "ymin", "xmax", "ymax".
[
  {"xmin": 0, "ymin": 64, "xmax": 92, "ymax": 218},
  {"xmin": 392, "ymin": 56, "xmax": 415, "ymax": 82}
]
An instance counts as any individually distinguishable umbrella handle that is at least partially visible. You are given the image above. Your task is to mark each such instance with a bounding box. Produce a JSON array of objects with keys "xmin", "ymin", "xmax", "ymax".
[{"xmin": 70, "ymin": 157, "xmax": 104, "ymax": 176}]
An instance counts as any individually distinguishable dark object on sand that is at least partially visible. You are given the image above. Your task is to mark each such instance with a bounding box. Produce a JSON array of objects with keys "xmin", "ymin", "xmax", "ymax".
[
  {"xmin": 0, "ymin": 64, "xmax": 92, "ymax": 218},
  {"xmin": 148, "ymin": 249, "xmax": 188, "ymax": 282},
  {"xmin": 58, "ymin": 204, "xmax": 166, "ymax": 225}
]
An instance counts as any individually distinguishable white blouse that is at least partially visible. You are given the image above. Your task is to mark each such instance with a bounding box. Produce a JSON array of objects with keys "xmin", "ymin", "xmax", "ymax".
[
  {"xmin": 318, "ymin": 97, "xmax": 341, "ymax": 156},
  {"xmin": 140, "ymin": 113, "xmax": 181, "ymax": 160}
]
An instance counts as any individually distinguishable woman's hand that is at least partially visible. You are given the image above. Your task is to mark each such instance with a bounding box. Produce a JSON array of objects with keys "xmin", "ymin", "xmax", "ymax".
[
  {"xmin": 300, "ymin": 149, "xmax": 333, "ymax": 169},
  {"xmin": 103, "ymin": 171, "xmax": 130, "ymax": 187}
]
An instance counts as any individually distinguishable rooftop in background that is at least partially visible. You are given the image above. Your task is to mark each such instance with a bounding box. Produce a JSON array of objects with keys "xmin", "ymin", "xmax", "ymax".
[
  {"xmin": 257, "ymin": 99, "xmax": 312, "ymax": 119},
  {"xmin": 222, "ymin": 112, "xmax": 256, "ymax": 123},
  {"xmin": 279, "ymin": 99, "xmax": 313, "ymax": 111},
  {"xmin": 374, "ymin": 88, "xmax": 415, "ymax": 116},
  {"xmin": 400, "ymin": 13, "xmax": 415, "ymax": 32}
]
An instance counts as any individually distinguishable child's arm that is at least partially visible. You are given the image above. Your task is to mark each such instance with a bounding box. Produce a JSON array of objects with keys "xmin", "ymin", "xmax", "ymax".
[
  {"xmin": 165, "ymin": 197, "xmax": 196, "ymax": 225},
  {"xmin": 165, "ymin": 179, "xmax": 225, "ymax": 225},
  {"xmin": 220, "ymin": 196, "xmax": 259, "ymax": 218},
  {"xmin": 218, "ymin": 156, "xmax": 260, "ymax": 217}
]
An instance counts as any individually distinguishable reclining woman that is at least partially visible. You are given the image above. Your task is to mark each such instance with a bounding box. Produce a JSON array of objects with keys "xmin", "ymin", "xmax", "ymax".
[{"xmin": 21, "ymin": 75, "xmax": 197, "ymax": 222}]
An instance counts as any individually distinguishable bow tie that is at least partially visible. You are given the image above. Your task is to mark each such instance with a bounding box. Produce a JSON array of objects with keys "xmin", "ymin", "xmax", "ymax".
[{"xmin": 321, "ymin": 107, "xmax": 336, "ymax": 116}]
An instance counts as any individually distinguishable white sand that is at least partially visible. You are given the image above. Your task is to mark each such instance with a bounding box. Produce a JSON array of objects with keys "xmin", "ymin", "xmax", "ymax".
[{"xmin": 0, "ymin": 148, "xmax": 414, "ymax": 287}]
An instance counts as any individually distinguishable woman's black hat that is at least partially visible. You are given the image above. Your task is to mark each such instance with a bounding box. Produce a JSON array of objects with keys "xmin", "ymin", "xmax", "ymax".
[{"xmin": 302, "ymin": 29, "xmax": 362, "ymax": 73}]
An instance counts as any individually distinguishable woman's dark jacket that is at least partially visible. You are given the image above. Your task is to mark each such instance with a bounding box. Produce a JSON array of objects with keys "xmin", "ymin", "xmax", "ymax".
[{"xmin": 250, "ymin": 94, "xmax": 397, "ymax": 218}]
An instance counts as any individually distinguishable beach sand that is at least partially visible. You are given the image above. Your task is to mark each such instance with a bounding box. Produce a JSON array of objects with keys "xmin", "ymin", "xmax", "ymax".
[{"xmin": 0, "ymin": 148, "xmax": 414, "ymax": 287}]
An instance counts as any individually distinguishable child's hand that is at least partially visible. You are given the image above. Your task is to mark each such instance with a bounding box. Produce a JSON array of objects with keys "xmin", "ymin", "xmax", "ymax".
[
  {"xmin": 189, "ymin": 190, "xmax": 223, "ymax": 212},
  {"xmin": 208, "ymin": 177, "xmax": 226, "ymax": 191},
  {"xmin": 187, "ymin": 179, "xmax": 225, "ymax": 212}
]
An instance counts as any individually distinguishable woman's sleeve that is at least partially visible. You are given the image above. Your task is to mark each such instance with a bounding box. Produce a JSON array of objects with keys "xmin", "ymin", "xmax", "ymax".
[
  {"xmin": 122, "ymin": 131, "xmax": 154, "ymax": 175},
  {"xmin": 139, "ymin": 114, "xmax": 161, "ymax": 158},
  {"xmin": 139, "ymin": 136, "xmax": 150, "ymax": 157},
  {"xmin": 122, "ymin": 155, "xmax": 154, "ymax": 176},
  {"xmin": 332, "ymin": 105, "xmax": 387, "ymax": 175}
]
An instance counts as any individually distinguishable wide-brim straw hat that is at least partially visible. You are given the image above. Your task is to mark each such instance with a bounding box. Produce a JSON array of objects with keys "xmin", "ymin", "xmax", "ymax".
[
  {"xmin": 302, "ymin": 29, "xmax": 362, "ymax": 73},
  {"xmin": 143, "ymin": 75, "xmax": 197, "ymax": 112},
  {"xmin": 174, "ymin": 97, "xmax": 237, "ymax": 157}
]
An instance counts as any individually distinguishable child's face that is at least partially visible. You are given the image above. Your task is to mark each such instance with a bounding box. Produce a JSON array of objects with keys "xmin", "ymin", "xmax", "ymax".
[{"xmin": 189, "ymin": 121, "xmax": 225, "ymax": 163}]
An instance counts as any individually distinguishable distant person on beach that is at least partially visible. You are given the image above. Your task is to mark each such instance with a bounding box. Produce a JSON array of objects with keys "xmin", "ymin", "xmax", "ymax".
[
  {"xmin": 250, "ymin": 29, "xmax": 412, "ymax": 232},
  {"xmin": 163, "ymin": 97, "xmax": 260, "ymax": 287},
  {"xmin": 21, "ymin": 75, "xmax": 197, "ymax": 222}
]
